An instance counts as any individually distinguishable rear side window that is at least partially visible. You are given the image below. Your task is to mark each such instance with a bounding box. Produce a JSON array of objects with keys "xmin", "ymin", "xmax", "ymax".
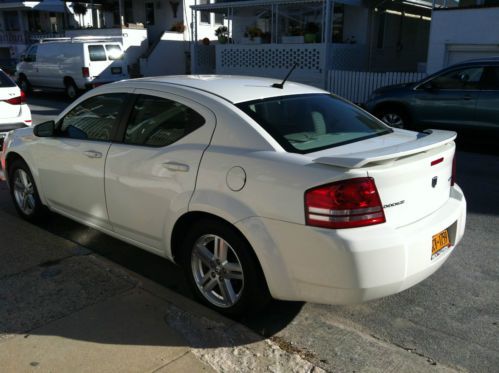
[
  {"xmin": 237, "ymin": 94, "xmax": 392, "ymax": 154},
  {"xmin": 88, "ymin": 45, "xmax": 107, "ymax": 61},
  {"xmin": 430, "ymin": 67, "xmax": 484, "ymax": 90},
  {"xmin": 0, "ymin": 70, "xmax": 16, "ymax": 87},
  {"xmin": 105, "ymin": 44, "xmax": 124, "ymax": 60},
  {"xmin": 124, "ymin": 95, "xmax": 205, "ymax": 147},
  {"xmin": 480, "ymin": 66, "xmax": 499, "ymax": 90},
  {"xmin": 57, "ymin": 93, "xmax": 128, "ymax": 141}
]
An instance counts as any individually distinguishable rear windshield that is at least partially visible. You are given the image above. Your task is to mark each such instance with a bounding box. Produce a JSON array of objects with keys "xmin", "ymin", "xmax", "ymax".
[
  {"xmin": 105, "ymin": 44, "xmax": 124, "ymax": 60},
  {"xmin": 0, "ymin": 70, "xmax": 16, "ymax": 87},
  {"xmin": 88, "ymin": 45, "xmax": 107, "ymax": 61},
  {"xmin": 237, "ymin": 94, "xmax": 392, "ymax": 154}
]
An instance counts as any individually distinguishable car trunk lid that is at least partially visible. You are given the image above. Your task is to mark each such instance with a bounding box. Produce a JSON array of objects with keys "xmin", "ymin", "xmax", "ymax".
[
  {"xmin": 310, "ymin": 129, "xmax": 456, "ymax": 227},
  {"xmin": 0, "ymin": 86, "xmax": 22, "ymax": 120}
]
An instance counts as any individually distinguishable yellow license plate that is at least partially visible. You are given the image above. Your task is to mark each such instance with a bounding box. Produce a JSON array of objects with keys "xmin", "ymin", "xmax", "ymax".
[{"xmin": 432, "ymin": 229, "xmax": 450, "ymax": 259}]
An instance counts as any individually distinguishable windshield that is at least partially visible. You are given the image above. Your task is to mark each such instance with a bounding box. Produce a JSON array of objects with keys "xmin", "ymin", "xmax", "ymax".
[{"xmin": 237, "ymin": 94, "xmax": 392, "ymax": 154}]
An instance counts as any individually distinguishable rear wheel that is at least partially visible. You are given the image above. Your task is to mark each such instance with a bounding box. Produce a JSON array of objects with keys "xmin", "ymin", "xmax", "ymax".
[
  {"xmin": 181, "ymin": 219, "xmax": 270, "ymax": 316},
  {"xmin": 8, "ymin": 159, "xmax": 44, "ymax": 222},
  {"xmin": 376, "ymin": 106, "xmax": 410, "ymax": 129},
  {"xmin": 65, "ymin": 80, "xmax": 78, "ymax": 100}
]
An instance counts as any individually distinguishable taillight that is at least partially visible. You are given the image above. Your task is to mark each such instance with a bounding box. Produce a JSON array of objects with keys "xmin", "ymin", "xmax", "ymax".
[
  {"xmin": 82, "ymin": 67, "xmax": 90, "ymax": 78},
  {"xmin": 4, "ymin": 90, "xmax": 26, "ymax": 105},
  {"xmin": 305, "ymin": 177, "xmax": 386, "ymax": 229},
  {"xmin": 451, "ymin": 154, "xmax": 456, "ymax": 186}
]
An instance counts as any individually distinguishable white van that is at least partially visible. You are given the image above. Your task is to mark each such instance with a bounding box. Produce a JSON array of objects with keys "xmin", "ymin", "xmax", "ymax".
[{"xmin": 15, "ymin": 38, "xmax": 129, "ymax": 99}]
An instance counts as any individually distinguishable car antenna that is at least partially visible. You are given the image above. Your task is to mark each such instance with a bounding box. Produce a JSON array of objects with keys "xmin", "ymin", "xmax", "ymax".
[{"xmin": 272, "ymin": 63, "xmax": 298, "ymax": 89}]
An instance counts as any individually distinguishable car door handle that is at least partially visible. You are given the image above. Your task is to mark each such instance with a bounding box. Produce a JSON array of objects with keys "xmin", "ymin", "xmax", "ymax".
[
  {"xmin": 83, "ymin": 150, "xmax": 103, "ymax": 159},
  {"xmin": 463, "ymin": 95, "xmax": 473, "ymax": 101},
  {"xmin": 162, "ymin": 162, "xmax": 189, "ymax": 172}
]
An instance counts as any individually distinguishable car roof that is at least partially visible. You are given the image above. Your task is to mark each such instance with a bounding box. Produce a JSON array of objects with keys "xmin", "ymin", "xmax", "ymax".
[
  {"xmin": 449, "ymin": 56, "xmax": 499, "ymax": 67},
  {"xmin": 114, "ymin": 75, "xmax": 327, "ymax": 104}
]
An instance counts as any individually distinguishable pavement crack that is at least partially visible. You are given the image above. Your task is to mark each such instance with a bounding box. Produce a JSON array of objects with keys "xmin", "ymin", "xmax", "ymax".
[
  {"xmin": 369, "ymin": 333, "xmax": 438, "ymax": 366},
  {"xmin": 149, "ymin": 351, "xmax": 190, "ymax": 373}
]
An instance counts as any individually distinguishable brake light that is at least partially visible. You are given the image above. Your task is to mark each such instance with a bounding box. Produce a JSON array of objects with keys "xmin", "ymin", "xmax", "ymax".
[
  {"xmin": 82, "ymin": 67, "xmax": 90, "ymax": 78},
  {"xmin": 305, "ymin": 177, "xmax": 386, "ymax": 229},
  {"xmin": 4, "ymin": 90, "xmax": 26, "ymax": 105},
  {"xmin": 451, "ymin": 154, "xmax": 456, "ymax": 186}
]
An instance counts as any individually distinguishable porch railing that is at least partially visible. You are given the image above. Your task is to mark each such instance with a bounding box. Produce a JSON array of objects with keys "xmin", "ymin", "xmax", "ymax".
[{"xmin": 328, "ymin": 70, "xmax": 427, "ymax": 103}]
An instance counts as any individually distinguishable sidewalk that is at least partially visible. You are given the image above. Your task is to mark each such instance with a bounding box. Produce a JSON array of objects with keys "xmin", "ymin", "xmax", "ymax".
[{"xmin": 0, "ymin": 201, "xmax": 322, "ymax": 372}]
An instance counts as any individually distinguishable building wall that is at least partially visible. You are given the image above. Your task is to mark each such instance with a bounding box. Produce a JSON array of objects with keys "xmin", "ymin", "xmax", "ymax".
[{"xmin": 427, "ymin": 8, "xmax": 499, "ymax": 73}]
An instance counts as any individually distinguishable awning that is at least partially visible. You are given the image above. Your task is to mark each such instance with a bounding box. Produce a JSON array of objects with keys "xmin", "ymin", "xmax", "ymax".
[
  {"xmin": 191, "ymin": 0, "xmax": 362, "ymax": 11},
  {"xmin": 0, "ymin": 1, "xmax": 66, "ymax": 12}
]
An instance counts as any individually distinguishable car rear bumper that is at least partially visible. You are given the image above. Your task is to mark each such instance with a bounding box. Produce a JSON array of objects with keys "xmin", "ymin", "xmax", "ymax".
[{"xmin": 236, "ymin": 184, "xmax": 466, "ymax": 305}]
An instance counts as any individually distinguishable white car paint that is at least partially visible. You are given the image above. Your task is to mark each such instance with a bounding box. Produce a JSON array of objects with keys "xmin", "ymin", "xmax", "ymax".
[{"xmin": 0, "ymin": 75, "xmax": 466, "ymax": 306}]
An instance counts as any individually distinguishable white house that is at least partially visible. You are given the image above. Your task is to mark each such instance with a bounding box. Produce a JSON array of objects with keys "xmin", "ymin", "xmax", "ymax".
[
  {"xmin": 190, "ymin": 0, "xmax": 433, "ymax": 89},
  {"xmin": 427, "ymin": 1, "xmax": 499, "ymax": 73}
]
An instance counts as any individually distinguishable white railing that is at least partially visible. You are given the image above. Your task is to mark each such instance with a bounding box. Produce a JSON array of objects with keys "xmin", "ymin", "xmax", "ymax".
[{"xmin": 328, "ymin": 70, "xmax": 427, "ymax": 103}]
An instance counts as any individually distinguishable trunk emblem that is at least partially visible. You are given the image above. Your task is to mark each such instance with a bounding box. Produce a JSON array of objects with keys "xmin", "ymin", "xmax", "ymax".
[{"xmin": 432, "ymin": 176, "xmax": 438, "ymax": 188}]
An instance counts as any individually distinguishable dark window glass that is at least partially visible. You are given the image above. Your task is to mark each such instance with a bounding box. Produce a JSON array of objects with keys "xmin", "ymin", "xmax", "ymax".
[
  {"xmin": 199, "ymin": 0, "xmax": 210, "ymax": 24},
  {"xmin": 430, "ymin": 67, "xmax": 484, "ymax": 90},
  {"xmin": 25, "ymin": 45, "xmax": 37, "ymax": 62},
  {"xmin": 237, "ymin": 94, "xmax": 392, "ymax": 154},
  {"xmin": 0, "ymin": 70, "xmax": 16, "ymax": 87},
  {"xmin": 332, "ymin": 5, "xmax": 344, "ymax": 43},
  {"xmin": 480, "ymin": 66, "xmax": 499, "ymax": 90},
  {"xmin": 145, "ymin": 2, "xmax": 155, "ymax": 25},
  {"xmin": 214, "ymin": 12, "xmax": 224, "ymax": 25},
  {"xmin": 58, "ymin": 94, "xmax": 128, "ymax": 141},
  {"xmin": 88, "ymin": 45, "xmax": 107, "ymax": 61},
  {"xmin": 125, "ymin": 95, "xmax": 205, "ymax": 147},
  {"xmin": 105, "ymin": 44, "xmax": 124, "ymax": 60}
]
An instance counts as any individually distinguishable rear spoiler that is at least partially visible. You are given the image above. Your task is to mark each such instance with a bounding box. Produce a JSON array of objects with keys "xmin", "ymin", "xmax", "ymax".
[{"xmin": 313, "ymin": 129, "xmax": 457, "ymax": 169}]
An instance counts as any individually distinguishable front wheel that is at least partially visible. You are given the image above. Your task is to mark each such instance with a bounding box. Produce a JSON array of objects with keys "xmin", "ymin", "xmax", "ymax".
[
  {"xmin": 182, "ymin": 220, "xmax": 270, "ymax": 316},
  {"xmin": 8, "ymin": 159, "xmax": 45, "ymax": 221},
  {"xmin": 65, "ymin": 80, "xmax": 78, "ymax": 100}
]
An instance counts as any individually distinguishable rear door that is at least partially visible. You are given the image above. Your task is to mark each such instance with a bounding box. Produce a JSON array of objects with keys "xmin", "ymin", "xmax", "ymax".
[
  {"xmin": 475, "ymin": 65, "xmax": 499, "ymax": 135},
  {"xmin": 412, "ymin": 66, "xmax": 482, "ymax": 130},
  {"xmin": 105, "ymin": 89, "xmax": 216, "ymax": 253},
  {"xmin": 86, "ymin": 43, "xmax": 127, "ymax": 83}
]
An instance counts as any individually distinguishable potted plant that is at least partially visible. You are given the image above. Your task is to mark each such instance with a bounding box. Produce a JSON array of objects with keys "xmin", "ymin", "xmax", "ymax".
[
  {"xmin": 304, "ymin": 22, "xmax": 320, "ymax": 43},
  {"xmin": 170, "ymin": 21, "xmax": 186, "ymax": 33},
  {"xmin": 215, "ymin": 25, "xmax": 229, "ymax": 44},
  {"xmin": 282, "ymin": 22, "xmax": 304, "ymax": 43},
  {"xmin": 241, "ymin": 26, "xmax": 262, "ymax": 44}
]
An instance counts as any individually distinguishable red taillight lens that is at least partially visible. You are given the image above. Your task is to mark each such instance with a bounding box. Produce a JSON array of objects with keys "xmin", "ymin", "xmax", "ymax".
[
  {"xmin": 451, "ymin": 154, "xmax": 456, "ymax": 186},
  {"xmin": 82, "ymin": 67, "xmax": 90, "ymax": 78},
  {"xmin": 305, "ymin": 177, "xmax": 386, "ymax": 229},
  {"xmin": 4, "ymin": 90, "xmax": 26, "ymax": 105}
]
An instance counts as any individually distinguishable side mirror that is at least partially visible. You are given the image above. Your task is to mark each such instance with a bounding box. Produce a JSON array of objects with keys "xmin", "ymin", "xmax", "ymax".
[{"xmin": 33, "ymin": 120, "xmax": 55, "ymax": 137}]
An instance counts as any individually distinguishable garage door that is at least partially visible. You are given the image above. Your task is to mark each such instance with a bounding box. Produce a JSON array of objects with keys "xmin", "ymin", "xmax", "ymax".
[{"xmin": 446, "ymin": 44, "xmax": 499, "ymax": 66}]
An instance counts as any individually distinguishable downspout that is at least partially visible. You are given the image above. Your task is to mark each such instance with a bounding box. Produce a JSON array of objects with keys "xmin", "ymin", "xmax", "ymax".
[{"xmin": 323, "ymin": 0, "xmax": 334, "ymax": 90}]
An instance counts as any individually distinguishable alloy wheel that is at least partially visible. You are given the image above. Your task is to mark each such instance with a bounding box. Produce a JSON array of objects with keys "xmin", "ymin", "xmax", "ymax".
[
  {"xmin": 191, "ymin": 234, "xmax": 245, "ymax": 308},
  {"xmin": 381, "ymin": 113, "xmax": 405, "ymax": 128},
  {"xmin": 13, "ymin": 169, "xmax": 36, "ymax": 216}
]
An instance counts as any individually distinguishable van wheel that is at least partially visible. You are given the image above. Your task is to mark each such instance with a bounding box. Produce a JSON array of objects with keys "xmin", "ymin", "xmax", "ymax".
[
  {"xmin": 18, "ymin": 76, "xmax": 31, "ymax": 94},
  {"xmin": 65, "ymin": 80, "xmax": 78, "ymax": 100},
  {"xmin": 181, "ymin": 219, "xmax": 270, "ymax": 316},
  {"xmin": 8, "ymin": 159, "xmax": 45, "ymax": 222}
]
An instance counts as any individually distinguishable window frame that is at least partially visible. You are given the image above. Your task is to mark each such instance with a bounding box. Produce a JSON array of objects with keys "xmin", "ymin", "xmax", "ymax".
[
  {"xmin": 415, "ymin": 65, "xmax": 486, "ymax": 92},
  {"xmin": 55, "ymin": 92, "xmax": 133, "ymax": 143},
  {"xmin": 116, "ymin": 93, "xmax": 207, "ymax": 149}
]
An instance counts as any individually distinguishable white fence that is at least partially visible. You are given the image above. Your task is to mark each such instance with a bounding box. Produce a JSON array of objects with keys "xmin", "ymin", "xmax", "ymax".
[{"xmin": 328, "ymin": 70, "xmax": 427, "ymax": 103}]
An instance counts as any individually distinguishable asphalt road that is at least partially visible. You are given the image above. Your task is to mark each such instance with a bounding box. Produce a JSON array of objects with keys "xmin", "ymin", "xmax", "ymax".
[{"xmin": 11, "ymin": 93, "xmax": 499, "ymax": 372}]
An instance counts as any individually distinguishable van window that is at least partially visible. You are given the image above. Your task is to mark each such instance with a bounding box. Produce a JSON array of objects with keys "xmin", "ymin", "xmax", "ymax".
[
  {"xmin": 105, "ymin": 44, "xmax": 124, "ymax": 60},
  {"xmin": 88, "ymin": 45, "xmax": 107, "ymax": 62},
  {"xmin": 25, "ymin": 45, "xmax": 37, "ymax": 62}
]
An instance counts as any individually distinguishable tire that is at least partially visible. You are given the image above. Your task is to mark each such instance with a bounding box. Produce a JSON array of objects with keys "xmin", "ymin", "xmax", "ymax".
[
  {"xmin": 375, "ymin": 106, "xmax": 410, "ymax": 129},
  {"xmin": 65, "ymin": 80, "xmax": 78, "ymax": 100},
  {"xmin": 181, "ymin": 219, "xmax": 270, "ymax": 316},
  {"xmin": 8, "ymin": 159, "xmax": 45, "ymax": 222},
  {"xmin": 18, "ymin": 75, "xmax": 31, "ymax": 94}
]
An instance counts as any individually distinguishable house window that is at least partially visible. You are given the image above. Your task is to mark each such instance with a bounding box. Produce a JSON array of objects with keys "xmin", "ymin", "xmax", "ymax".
[
  {"xmin": 214, "ymin": 11, "xmax": 224, "ymax": 25},
  {"xmin": 4, "ymin": 11, "xmax": 20, "ymax": 31},
  {"xmin": 145, "ymin": 3, "xmax": 155, "ymax": 26},
  {"xmin": 332, "ymin": 5, "xmax": 344, "ymax": 43},
  {"xmin": 199, "ymin": 0, "xmax": 210, "ymax": 24}
]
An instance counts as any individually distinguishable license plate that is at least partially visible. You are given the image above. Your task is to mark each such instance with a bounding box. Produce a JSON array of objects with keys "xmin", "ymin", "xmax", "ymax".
[
  {"xmin": 111, "ymin": 67, "xmax": 122, "ymax": 74},
  {"xmin": 432, "ymin": 228, "xmax": 450, "ymax": 259}
]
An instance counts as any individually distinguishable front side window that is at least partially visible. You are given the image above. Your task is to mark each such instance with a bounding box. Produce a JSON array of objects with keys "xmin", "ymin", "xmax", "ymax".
[
  {"xmin": 429, "ymin": 67, "xmax": 484, "ymax": 90},
  {"xmin": 124, "ymin": 95, "xmax": 205, "ymax": 147},
  {"xmin": 237, "ymin": 94, "xmax": 392, "ymax": 154},
  {"xmin": 57, "ymin": 93, "xmax": 128, "ymax": 141},
  {"xmin": 88, "ymin": 45, "xmax": 107, "ymax": 62}
]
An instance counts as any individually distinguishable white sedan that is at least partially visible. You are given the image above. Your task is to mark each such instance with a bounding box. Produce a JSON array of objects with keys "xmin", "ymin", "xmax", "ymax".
[
  {"xmin": 0, "ymin": 69, "xmax": 32, "ymax": 149},
  {"xmin": 0, "ymin": 76, "xmax": 466, "ymax": 315}
]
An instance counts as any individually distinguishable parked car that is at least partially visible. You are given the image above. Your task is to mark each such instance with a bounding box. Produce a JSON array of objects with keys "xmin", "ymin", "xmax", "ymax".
[
  {"xmin": 0, "ymin": 68, "xmax": 32, "ymax": 149},
  {"xmin": 0, "ymin": 76, "xmax": 466, "ymax": 315},
  {"xmin": 15, "ymin": 38, "xmax": 129, "ymax": 99},
  {"xmin": 365, "ymin": 58, "xmax": 499, "ymax": 137}
]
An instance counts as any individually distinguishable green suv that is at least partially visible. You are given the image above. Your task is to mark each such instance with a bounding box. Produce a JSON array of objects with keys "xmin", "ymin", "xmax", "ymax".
[{"xmin": 364, "ymin": 58, "xmax": 499, "ymax": 137}]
